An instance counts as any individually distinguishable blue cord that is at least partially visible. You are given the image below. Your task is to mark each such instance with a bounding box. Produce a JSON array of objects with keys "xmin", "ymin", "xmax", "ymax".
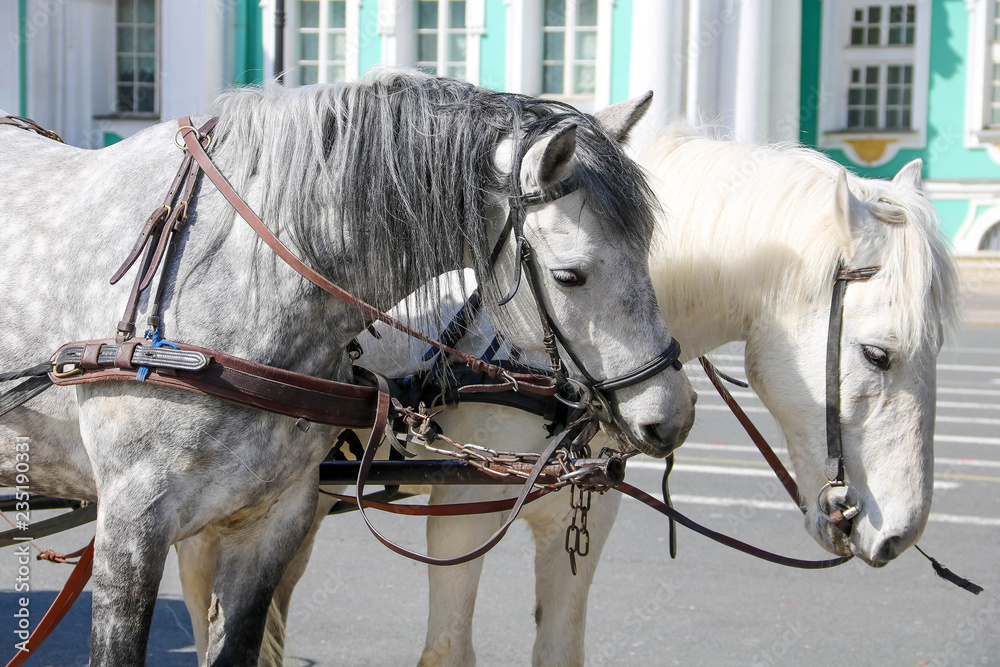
[{"xmin": 136, "ymin": 327, "xmax": 180, "ymax": 382}]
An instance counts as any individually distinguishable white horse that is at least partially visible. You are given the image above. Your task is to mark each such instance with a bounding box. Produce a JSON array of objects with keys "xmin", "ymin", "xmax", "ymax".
[
  {"xmin": 177, "ymin": 124, "xmax": 960, "ymax": 666},
  {"xmin": 0, "ymin": 71, "xmax": 696, "ymax": 666}
]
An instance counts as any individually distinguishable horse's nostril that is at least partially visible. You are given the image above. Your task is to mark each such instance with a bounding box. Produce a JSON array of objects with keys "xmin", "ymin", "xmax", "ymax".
[{"xmin": 872, "ymin": 533, "xmax": 907, "ymax": 565}]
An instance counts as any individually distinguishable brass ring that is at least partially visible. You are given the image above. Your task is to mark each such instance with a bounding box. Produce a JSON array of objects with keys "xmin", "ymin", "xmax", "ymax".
[{"xmin": 173, "ymin": 125, "xmax": 200, "ymax": 151}]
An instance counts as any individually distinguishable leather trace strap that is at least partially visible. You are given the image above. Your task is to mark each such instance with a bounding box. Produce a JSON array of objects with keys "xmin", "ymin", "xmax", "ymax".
[
  {"xmin": 176, "ymin": 118, "xmax": 554, "ymax": 397},
  {"xmin": 5, "ymin": 539, "xmax": 95, "ymax": 667},
  {"xmin": 615, "ymin": 483, "xmax": 851, "ymax": 569}
]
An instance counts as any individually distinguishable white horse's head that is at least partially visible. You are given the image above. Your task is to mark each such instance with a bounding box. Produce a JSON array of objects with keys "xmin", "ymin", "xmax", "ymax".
[
  {"xmin": 489, "ymin": 95, "xmax": 696, "ymax": 458},
  {"xmin": 743, "ymin": 159, "xmax": 960, "ymax": 566}
]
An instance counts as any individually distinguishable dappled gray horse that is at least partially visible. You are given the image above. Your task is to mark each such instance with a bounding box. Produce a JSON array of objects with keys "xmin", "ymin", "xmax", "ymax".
[{"xmin": 0, "ymin": 71, "xmax": 694, "ymax": 665}]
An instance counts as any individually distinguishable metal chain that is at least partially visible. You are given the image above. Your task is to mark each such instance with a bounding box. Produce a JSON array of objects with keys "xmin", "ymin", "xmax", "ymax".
[
  {"xmin": 565, "ymin": 484, "xmax": 592, "ymax": 576},
  {"xmin": 390, "ymin": 401, "xmax": 576, "ymax": 486}
]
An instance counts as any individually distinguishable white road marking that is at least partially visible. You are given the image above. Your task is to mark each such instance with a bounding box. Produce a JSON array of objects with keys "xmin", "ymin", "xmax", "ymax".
[
  {"xmin": 629, "ymin": 460, "xmax": 960, "ymax": 489},
  {"xmin": 663, "ymin": 495, "xmax": 1000, "ymax": 526},
  {"xmin": 936, "ymin": 434, "xmax": 1000, "ymax": 446},
  {"xmin": 680, "ymin": 442, "xmax": 1000, "ymax": 468},
  {"xmin": 937, "ymin": 363, "xmax": 1000, "ymax": 373}
]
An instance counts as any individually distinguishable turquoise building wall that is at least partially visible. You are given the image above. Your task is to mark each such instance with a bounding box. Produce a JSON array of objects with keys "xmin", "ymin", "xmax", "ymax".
[{"xmin": 800, "ymin": 0, "xmax": 1000, "ymax": 242}]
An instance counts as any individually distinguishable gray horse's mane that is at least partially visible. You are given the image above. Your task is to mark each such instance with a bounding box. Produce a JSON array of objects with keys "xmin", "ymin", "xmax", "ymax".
[{"xmin": 206, "ymin": 70, "xmax": 657, "ymax": 314}]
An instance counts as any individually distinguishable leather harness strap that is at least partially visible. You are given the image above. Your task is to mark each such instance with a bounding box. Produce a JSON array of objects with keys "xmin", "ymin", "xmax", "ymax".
[
  {"xmin": 699, "ymin": 357, "xmax": 803, "ymax": 508},
  {"xmin": 0, "ymin": 115, "xmax": 65, "ymax": 143},
  {"xmin": 176, "ymin": 119, "xmax": 556, "ymax": 397},
  {"xmin": 4, "ymin": 539, "xmax": 94, "ymax": 667},
  {"xmin": 616, "ymin": 483, "xmax": 851, "ymax": 569},
  {"xmin": 50, "ymin": 339, "xmax": 381, "ymax": 428}
]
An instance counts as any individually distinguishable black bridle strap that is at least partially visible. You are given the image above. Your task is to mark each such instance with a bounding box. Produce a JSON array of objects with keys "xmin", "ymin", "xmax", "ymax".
[
  {"xmin": 594, "ymin": 338, "xmax": 683, "ymax": 393},
  {"xmin": 826, "ymin": 265, "xmax": 882, "ymax": 484},
  {"xmin": 825, "ymin": 277, "xmax": 849, "ymax": 484}
]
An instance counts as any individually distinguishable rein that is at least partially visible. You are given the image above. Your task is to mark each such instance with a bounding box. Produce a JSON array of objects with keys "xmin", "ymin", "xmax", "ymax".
[{"xmin": 170, "ymin": 120, "xmax": 555, "ymax": 397}]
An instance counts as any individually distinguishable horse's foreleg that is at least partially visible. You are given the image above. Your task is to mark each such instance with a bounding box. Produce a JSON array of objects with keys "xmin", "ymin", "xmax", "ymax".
[
  {"xmin": 205, "ymin": 480, "xmax": 318, "ymax": 667},
  {"xmin": 89, "ymin": 488, "xmax": 174, "ymax": 666},
  {"xmin": 418, "ymin": 486, "xmax": 506, "ymax": 667},
  {"xmin": 527, "ymin": 490, "xmax": 621, "ymax": 667}
]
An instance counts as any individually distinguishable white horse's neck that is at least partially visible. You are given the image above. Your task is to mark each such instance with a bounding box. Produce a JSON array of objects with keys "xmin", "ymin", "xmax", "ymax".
[{"xmin": 640, "ymin": 131, "xmax": 846, "ymax": 359}]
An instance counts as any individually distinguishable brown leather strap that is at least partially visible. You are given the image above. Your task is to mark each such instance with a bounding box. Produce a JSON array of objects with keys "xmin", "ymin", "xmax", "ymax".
[
  {"xmin": 177, "ymin": 118, "xmax": 556, "ymax": 397},
  {"xmin": 320, "ymin": 488, "xmax": 548, "ymax": 516},
  {"xmin": 5, "ymin": 539, "xmax": 94, "ymax": 667},
  {"xmin": 50, "ymin": 339, "xmax": 381, "ymax": 428},
  {"xmin": 0, "ymin": 115, "xmax": 65, "ymax": 143},
  {"xmin": 699, "ymin": 357, "xmax": 803, "ymax": 509},
  {"xmin": 615, "ymin": 483, "xmax": 850, "ymax": 569}
]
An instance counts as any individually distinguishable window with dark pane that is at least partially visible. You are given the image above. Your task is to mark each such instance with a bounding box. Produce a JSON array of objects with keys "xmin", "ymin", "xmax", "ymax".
[
  {"xmin": 887, "ymin": 4, "xmax": 916, "ymax": 45},
  {"xmin": 297, "ymin": 0, "xmax": 347, "ymax": 85},
  {"xmin": 847, "ymin": 65, "xmax": 880, "ymax": 129},
  {"xmin": 115, "ymin": 0, "xmax": 156, "ymax": 113},
  {"xmin": 542, "ymin": 0, "xmax": 598, "ymax": 97},
  {"xmin": 885, "ymin": 64, "xmax": 912, "ymax": 129},
  {"xmin": 414, "ymin": 1, "xmax": 467, "ymax": 80},
  {"xmin": 990, "ymin": 1, "xmax": 1000, "ymax": 127}
]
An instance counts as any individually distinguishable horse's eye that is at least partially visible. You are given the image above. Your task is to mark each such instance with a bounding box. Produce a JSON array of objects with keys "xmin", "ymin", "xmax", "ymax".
[
  {"xmin": 862, "ymin": 345, "xmax": 891, "ymax": 371},
  {"xmin": 551, "ymin": 269, "xmax": 586, "ymax": 287}
]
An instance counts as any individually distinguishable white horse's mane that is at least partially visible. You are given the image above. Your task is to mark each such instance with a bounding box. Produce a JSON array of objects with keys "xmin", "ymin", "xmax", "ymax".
[{"xmin": 641, "ymin": 123, "xmax": 961, "ymax": 351}]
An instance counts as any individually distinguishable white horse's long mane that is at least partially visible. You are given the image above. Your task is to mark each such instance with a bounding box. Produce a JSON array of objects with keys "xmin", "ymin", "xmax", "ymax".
[{"xmin": 641, "ymin": 123, "xmax": 960, "ymax": 351}]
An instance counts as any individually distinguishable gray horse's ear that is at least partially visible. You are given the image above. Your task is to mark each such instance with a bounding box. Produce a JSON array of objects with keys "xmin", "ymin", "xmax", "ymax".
[
  {"xmin": 530, "ymin": 123, "xmax": 578, "ymax": 188},
  {"xmin": 832, "ymin": 167, "xmax": 855, "ymax": 243},
  {"xmin": 594, "ymin": 91, "xmax": 654, "ymax": 143},
  {"xmin": 892, "ymin": 158, "xmax": 923, "ymax": 193}
]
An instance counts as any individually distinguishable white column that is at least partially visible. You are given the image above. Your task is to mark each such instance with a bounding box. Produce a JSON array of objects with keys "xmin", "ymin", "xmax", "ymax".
[
  {"xmin": 260, "ymin": 0, "xmax": 275, "ymax": 82},
  {"xmin": 346, "ymin": 0, "xmax": 363, "ymax": 79},
  {"xmin": 506, "ymin": 0, "xmax": 540, "ymax": 95},
  {"xmin": 768, "ymin": 0, "xmax": 800, "ymax": 141},
  {"xmin": 466, "ymin": 0, "xmax": 485, "ymax": 85},
  {"xmin": 379, "ymin": 0, "xmax": 412, "ymax": 67},
  {"xmin": 160, "ymin": 0, "xmax": 208, "ymax": 119},
  {"xmin": 733, "ymin": 0, "xmax": 771, "ymax": 142},
  {"xmin": 629, "ymin": 0, "xmax": 684, "ymax": 128},
  {"xmin": 684, "ymin": 0, "xmax": 702, "ymax": 124},
  {"xmin": 0, "ymin": 2, "xmax": 20, "ymax": 113},
  {"xmin": 594, "ymin": 0, "xmax": 614, "ymax": 108}
]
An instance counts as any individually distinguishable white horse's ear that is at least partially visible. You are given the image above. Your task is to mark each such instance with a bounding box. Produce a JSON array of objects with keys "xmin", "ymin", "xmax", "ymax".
[
  {"xmin": 525, "ymin": 123, "xmax": 577, "ymax": 188},
  {"xmin": 594, "ymin": 91, "xmax": 654, "ymax": 144},
  {"xmin": 892, "ymin": 158, "xmax": 923, "ymax": 193},
  {"xmin": 832, "ymin": 167, "xmax": 855, "ymax": 243}
]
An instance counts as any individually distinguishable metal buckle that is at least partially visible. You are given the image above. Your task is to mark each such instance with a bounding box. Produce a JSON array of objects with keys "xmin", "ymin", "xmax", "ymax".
[{"xmin": 51, "ymin": 362, "xmax": 83, "ymax": 379}]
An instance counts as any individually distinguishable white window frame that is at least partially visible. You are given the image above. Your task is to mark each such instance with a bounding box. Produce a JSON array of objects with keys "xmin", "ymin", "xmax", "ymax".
[
  {"xmin": 963, "ymin": 0, "xmax": 1000, "ymax": 152},
  {"xmin": 282, "ymin": 0, "xmax": 362, "ymax": 86},
  {"xmin": 818, "ymin": 1, "xmax": 930, "ymax": 167},
  {"xmin": 506, "ymin": 0, "xmax": 613, "ymax": 110},
  {"xmin": 377, "ymin": 0, "xmax": 484, "ymax": 85},
  {"xmin": 113, "ymin": 0, "xmax": 160, "ymax": 117},
  {"xmin": 541, "ymin": 0, "xmax": 599, "ymax": 100}
]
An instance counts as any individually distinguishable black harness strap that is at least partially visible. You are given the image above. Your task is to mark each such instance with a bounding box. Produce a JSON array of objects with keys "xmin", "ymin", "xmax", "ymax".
[{"xmin": 0, "ymin": 505, "xmax": 97, "ymax": 549}]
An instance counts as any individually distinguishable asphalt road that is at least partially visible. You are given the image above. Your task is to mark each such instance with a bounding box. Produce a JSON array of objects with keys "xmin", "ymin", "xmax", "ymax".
[{"xmin": 2, "ymin": 325, "xmax": 998, "ymax": 666}]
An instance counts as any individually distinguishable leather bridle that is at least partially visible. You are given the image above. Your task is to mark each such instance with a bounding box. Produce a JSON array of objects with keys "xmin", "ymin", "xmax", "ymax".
[
  {"xmin": 820, "ymin": 264, "xmax": 881, "ymax": 534},
  {"xmin": 490, "ymin": 127, "xmax": 683, "ymax": 429}
]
